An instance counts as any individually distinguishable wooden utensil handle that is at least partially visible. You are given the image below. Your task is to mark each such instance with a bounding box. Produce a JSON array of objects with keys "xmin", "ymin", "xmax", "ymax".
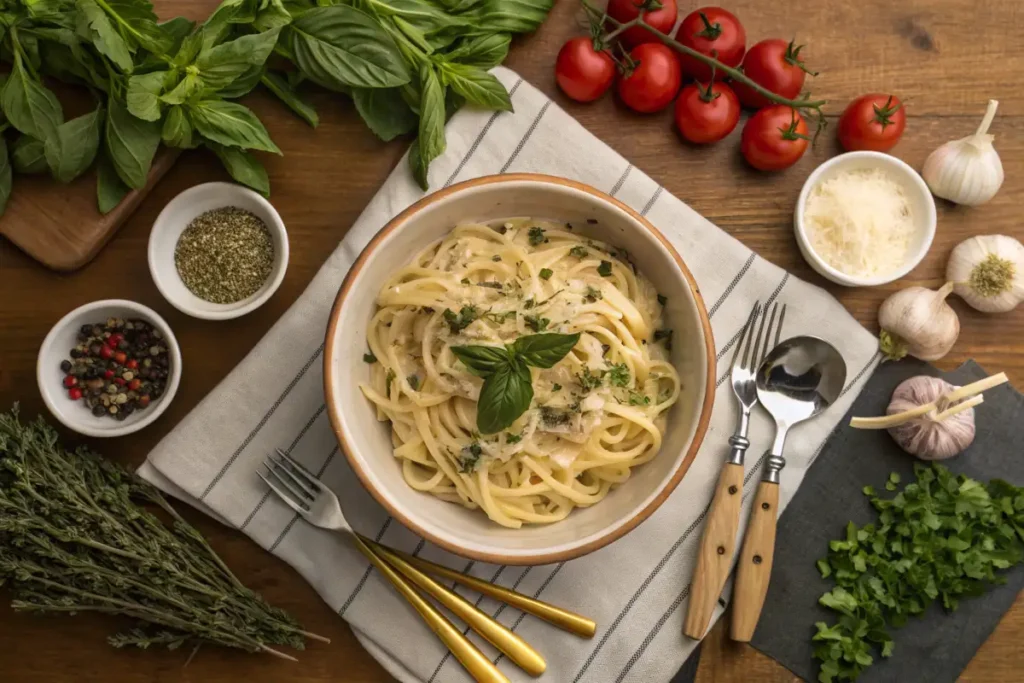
[
  {"xmin": 684, "ymin": 463, "xmax": 745, "ymax": 639},
  {"xmin": 731, "ymin": 480, "xmax": 780, "ymax": 642},
  {"xmin": 352, "ymin": 537, "xmax": 510, "ymax": 683}
]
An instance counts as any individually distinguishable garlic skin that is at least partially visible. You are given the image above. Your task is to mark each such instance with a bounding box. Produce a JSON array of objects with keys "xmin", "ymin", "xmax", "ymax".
[
  {"xmin": 946, "ymin": 235, "xmax": 1024, "ymax": 313},
  {"xmin": 922, "ymin": 99, "xmax": 1004, "ymax": 206},
  {"xmin": 887, "ymin": 376, "xmax": 975, "ymax": 460},
  {"xmin": 877, "ymin": 282, "xmax": 960, "ymax": 361}
]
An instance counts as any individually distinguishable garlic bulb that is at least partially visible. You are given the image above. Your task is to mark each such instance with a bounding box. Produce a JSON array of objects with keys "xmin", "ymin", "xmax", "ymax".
[
  {"xmin": 877, "ymin": 282, "xmax": 960, "ymax": 361},
  {"xmin": 921, "ymin": 99, "xmax": 1004, "ymax": 206},
  {"xmin": 886, "ymin": 376, "xmax": 975, "ymax": 460},
  {"xmin": 946, "ymin": 235, "xmax": 1024, "ymax": 313}
]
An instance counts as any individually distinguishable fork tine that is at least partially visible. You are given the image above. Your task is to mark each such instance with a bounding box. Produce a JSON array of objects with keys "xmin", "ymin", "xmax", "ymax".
[
  {"xmin": 263, "ymin": 465, "xmax": 312, "ymax": 511},
  {"xmin": 731, "ymin": 301, "xmax": 760, "ymax": 371},
  {"xmin": 774, "ymin": 304, "xmax": 787, "ymax": 348},
  {"xmin": 275, "ymin": 448, "xmax": 323, "ymax": 492},
  {"xmin": 759, "ymin": 303, "xmax": 779, "ymax": 366},
  {"xmin": 747, "ymin": 301, "xmax": 771, "ymax": 370},
  {"xmin": 268, "ymin": 456, "xmax": 317, "ymax": 500},
  {"xmin": 258, "ymin": 469, "xmax": 310, "ymax": 512}
]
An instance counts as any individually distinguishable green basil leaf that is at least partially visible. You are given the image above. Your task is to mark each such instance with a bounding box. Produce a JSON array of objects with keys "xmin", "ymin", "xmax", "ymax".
[
  {"xmin": 476, "ymin": 361, "xmax": 532, "ymax": 434},
  {"xmin": 445, "ymin": 33, "xmax": 510, "ymax": 68},
  {"xmin": 287, "ymin": 5, "xmax": 410, "ymax": 90},
  {"xmin": 11, "ymin": 135, "xmax": 47, "ymax": 174},
  {"xmin": 105, "ymin": 96, "xmax": 160, "ymax": 189},
  {"xmin": 409, "ymin": 64, "xmax": 445, "ymax": 190},
  {"xmin": 253, "ymin": 0, "xmax": 292, "ymax": 31},
  {"xmin": 0, "ymin": 137, "xmax": 12, "ymax": 216},
  {"xmin": 450, "ymin": 344, "xmax": 511, "ymax": 378},
  {"xmin": 392, "ymin": 15, "xmax": 432, "ymax": 54},
  {"xmin": 96, "ymin": 150, "xmax": 130, "ymax": 213},
  {"xmin": 159, "ymin": 16, "xmax": 196, "ymax": 55},
  {"xmin": 160, "ymin": 71, "xmax": 202, "ymax": 105},
  {"xmin": 45, "ymin": 106, "xmax": 103, "ymax": 183},
  {"xmin": 438, "ymin": 62, "xmax": 511, "ymax": 111},
  {"xmin": 209, "ymin": 143, "xmax": 269, "ymax": 197},
  {"xmin": 96, "ymin": 0, "xmax": 173, "ymax": 55},
  {"xmin": 1, "ymin": 60, "xmax": 63, "ymax": 143},
  {"xmin": 467, "ymin": 0, "xmax": 554, "ymax": 33},
  {"xmin": 77, "ymin": 0, "xmax": 134, "ymax": 73},
  {"xmin": 171, "ymin": 30, "xmax": 203, "ymax": 67},
  {"xmin": 161, "ymin": 105, "xmax": 194, "ymax": 148},
  {"xmin": 195, "ymin": 27, "xmax": 280, "ymax": 91},
  {"xmin": 216, "ymin": 64, "xmax": 265, "ymax": 99},
  {"xmin": 511, "ymin": 333, "xmax": 580, "ymax": 369},
  {"xmin": 126, "ymin": 70, "xmax": 168, "ymax": 121},
  {"xmin": 351, "ymin": 87, "xmax": 415, "ymax": 141},
  {"xmin": 261, "ymin": 70, "xmax": 319, "ymax": 128},
  {"xmin": 189, "ymin": 99, "xmax": 281, "ymax": 154}
]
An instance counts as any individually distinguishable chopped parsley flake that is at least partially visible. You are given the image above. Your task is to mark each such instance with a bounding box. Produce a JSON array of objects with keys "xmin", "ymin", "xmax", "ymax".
[
  {"xmin": 569, "ymin": 245, "xmax": 588, "ymax": 258},
  {"xmin": 657, "ymin": 294, "xmax": 667, "ymax": 306},
  {"xmin": 495, "ymin": 224, "xmax": 508, "ymax": 235},
  {"xmin": 443, "ymin": 306, "xmax": 479, "ymax": 334},
  {"xmin": 407, "ymin": 374, "xmax": 420, "ymax": 390},
  {"xmin": 539, "ymin": 268, "xmax": 553, "ymax": 280},
  {"xmin": 482, "ymin": 310, "xmax": 516, "ymax": 324},
  {"xmin": 601, "ymin": 344, "xmax": 610, "ymax": 356},
  {"xmin": 584, "ymin": 286, "xmax": 603, "ymax": 303},
  {"xmin": 363, "ymin": 351, "xmax": 377, "ymax": 363},
  {"xmin": 598, "ymin": 260, "xmax": 613, "ymax": 277},
  {"xmin": 577, "ymin": 367, "xmax": 604, "ymax": 393},
  {"xmin": 552, "ymin": 383, "xmax": 562, "ymax": 391},
  {"xmin": 385, "ymin": 370, "xmax": 396, "ymax": 396},
  {"xmin": 528, "ymin": 226, "xmax": 546, "ymax": 246},
  {"xmin": 654, "ymin": 328, "xmax": 674, "ymax": 350},
  {"xmin": 505, "ymin": 432, "xmax": 522, "ymax": 444},
  {"xmin": 460, "ymin": 277, "xmax": 471, "ymax": 285},
  {"xmin": 459, "ymin": 442, "xmax": 483, "ymax": 473},
  {"xmin": 608, "ymin": 363, "xmax": 630, "ymax": 387},
  {"xmin": 524, "ymin": 315, "xmax": 550, "ymax": 332},
  {"xmin": 628, "ymin": 392, "xmax": 650, "ymax": 406},
  {"xmin": 492, "ymin": 255, "xmax": 502, "ymax": 262},
  {"xmin": 540, "ymin": 406, "xmax": 572, "ymax": 427},
  {"xmin": 475, "ymin": 281, "xmax": 503, "ymax": 290},
  {"xmin": 523, "ymin": 298, "xmax": 536, "ymax": 310}
]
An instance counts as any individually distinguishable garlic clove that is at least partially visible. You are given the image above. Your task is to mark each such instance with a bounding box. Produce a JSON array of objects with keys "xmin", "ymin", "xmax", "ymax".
[
  {"xmin": 877, "ymin": 283, "xmax": 960, "ymax": 361},
  {"xmin": 946, "ymin": 234, "xmax": 1024, "ymax": 313},
  {"xmin": 921, "ymin": 99, "xmax": 1004, "ymax": 206}
]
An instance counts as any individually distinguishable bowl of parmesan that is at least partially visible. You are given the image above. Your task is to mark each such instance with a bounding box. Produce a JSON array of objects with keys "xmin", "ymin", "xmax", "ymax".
[{"xmin": 794, "ymin": 151, "xmax": 936, "ymax": 287}]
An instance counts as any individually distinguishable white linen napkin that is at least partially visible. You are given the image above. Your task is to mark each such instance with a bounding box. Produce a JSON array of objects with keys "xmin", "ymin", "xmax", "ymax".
[{"xmin": 138, "ymin": 67, "xmax": 881, "ymax": 683}]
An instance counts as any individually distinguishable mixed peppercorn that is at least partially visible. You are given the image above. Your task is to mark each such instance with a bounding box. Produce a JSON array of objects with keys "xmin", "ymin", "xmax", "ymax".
[{"xmin": 60, "ymin": 318, "xmax": 170, "ymax": 420}]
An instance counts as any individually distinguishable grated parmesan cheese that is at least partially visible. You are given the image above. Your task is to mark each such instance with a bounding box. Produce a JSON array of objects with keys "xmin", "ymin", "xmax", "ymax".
[{"xmin": 804, "ymin": 168, "xmax": 915, "ymax": 278}]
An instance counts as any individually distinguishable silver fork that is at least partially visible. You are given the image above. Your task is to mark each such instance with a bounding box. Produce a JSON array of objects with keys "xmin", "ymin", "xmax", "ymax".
[
  {"xmin": 683, "ymin": 300, "xmax": 786, "ymax": 639},
  {"xmin": 259, "ymin": 450, "xmax": 562, "ymax": 682}
]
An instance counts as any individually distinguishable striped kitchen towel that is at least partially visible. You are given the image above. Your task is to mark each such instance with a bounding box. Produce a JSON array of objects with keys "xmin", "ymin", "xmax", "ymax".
[{"xmin": 138, "ymin": 67, "xmax": 881, "ymax": 683}]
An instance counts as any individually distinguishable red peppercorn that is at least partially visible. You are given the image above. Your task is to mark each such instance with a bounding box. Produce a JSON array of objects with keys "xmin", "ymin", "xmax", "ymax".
[
  {"xmin": 99, "ymin": 345, "xmax": 113, "ymax": 360},
  {"xmin": 128, "ymin": 378, "xmax": 142, "ymax": 391},
  {"xmin": 107, "ymin": 333, "xmax": 123, "ymax": 347},
  {"xmin": 126, "ymin": 359, "xmax": 139, "ymax": 370},
  {"xmin": 68, "ymin": 387, "xmax": 83, "ymax": 400},
  {"xmin": 113, "ymin": 377, "xmax": 127, "ymax": 386},
  {"xmin": 62, "ymin": 375, "xmax": 77, "ymax": 388},
  {"xmin": 114, "ymin": 351, "xmax": 127, "ymax": 364},
  {"xmin": 104, "ymin": 369, "xmax": 115, "ymax": 379},
  {"xmin": 139, "ymin": 395, "xmax": 151, "ymax": 408}
]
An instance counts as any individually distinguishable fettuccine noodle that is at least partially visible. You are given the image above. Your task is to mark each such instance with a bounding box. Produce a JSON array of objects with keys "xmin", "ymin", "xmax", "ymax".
[{"xmin": 360, "ymin": 218, "xmax": 680, "ymax": 528}]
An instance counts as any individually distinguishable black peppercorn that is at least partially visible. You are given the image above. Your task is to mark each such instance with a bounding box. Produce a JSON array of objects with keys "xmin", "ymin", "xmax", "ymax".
[
  {"xmin": 60, "ymin": 360, "xmax": 72, "ymax": 373},
  {"xmin": 92, "ymin": 405, "xmax": 105, "ymax": 417}
]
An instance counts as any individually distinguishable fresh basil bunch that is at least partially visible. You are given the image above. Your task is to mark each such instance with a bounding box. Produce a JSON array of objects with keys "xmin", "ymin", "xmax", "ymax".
[{"xmin": 0, "ymin": 0, "xmax": 552, "ymax": 217}]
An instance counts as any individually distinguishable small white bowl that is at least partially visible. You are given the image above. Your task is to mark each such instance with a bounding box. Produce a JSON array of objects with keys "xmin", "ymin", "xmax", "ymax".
[
  {"xmin": 794, "ymin": 151, "xmax": 937, "ymax": 287},
  {"xmin": 37, "ymin": 300, "xmax": 182, "ymax": 438},
  {"xmin": 148, "ymin": 182, "xmax": 289, "ymax": 320}
]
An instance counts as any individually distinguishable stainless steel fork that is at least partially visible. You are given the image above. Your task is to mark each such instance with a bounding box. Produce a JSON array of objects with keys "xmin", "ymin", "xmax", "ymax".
[
  {"xmin": 258, "ymin": 450, "xmax": 593, "ymax": 682},
  {"xmin": 683, "ymin": 301, "xmax": 786, "ymax": 639}
]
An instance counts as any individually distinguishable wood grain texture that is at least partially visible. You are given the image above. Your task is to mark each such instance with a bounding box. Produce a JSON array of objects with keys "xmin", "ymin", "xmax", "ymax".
[
  {"xmin": 685, "ymin": 463, "xmax": 745, "ymax": 640},
  {"xmin": 730, "ymin": 481, "xmax": 780, "ymax": 642},
  {"xmin": 1, "ymin": 0, "xmax": 1023, "ymax": 681}
]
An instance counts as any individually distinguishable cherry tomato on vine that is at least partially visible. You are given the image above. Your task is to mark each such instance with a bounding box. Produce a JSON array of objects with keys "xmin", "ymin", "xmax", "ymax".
[
  {"xmin": 606, "ymin": 0, "xmax": 678, "ymax": 47},
  {"xmin": 837, "ymin": 94, "xmax": 906, "ymax": 152},
  {"xmin": 555, "ymin": 37, "xmax": 616, "ymax": 102},
  {"xmin": 740, "ymin": 105, "xmax": 810, "ymax": 171},
  {"xmin": 675, "ymin": 7, "xmax": 746, "ymax": 82},
  {"xmin": 674, "ymin": 81, "xmax": 741, "ymax": 144},
  {"xmin": 732, "ymin": 39, "xmax": 816, "ymax": 109},
  {"xmin": 616, "ymin": 43, "xmax": 681, "ymax": 114}
]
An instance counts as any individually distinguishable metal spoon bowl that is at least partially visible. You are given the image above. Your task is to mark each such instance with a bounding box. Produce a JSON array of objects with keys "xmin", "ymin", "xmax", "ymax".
[{"xmin": 756, "ymin": 336, "xmax": 847, "ymax": 439}]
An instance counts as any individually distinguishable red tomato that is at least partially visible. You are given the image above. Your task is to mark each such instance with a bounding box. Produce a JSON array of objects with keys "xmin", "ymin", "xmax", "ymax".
[
  {"xmin": 555, "ymin": 37, "xmax": 616, "ymax": 103},
  {"xmin": 675, "ymin": 7, "xmax": 746, "ymax": 82},
  {"xmin": 674, "ymin": 81, "xmax": 740, "ymax": 144},
  {"xmin": 606, "ymin": 0, "xmax": 678, "ymax": 47},
  {"xmin": 733, "ymin": 39, "xmax": 816, "ymax": 109},
  {"xmin": 617, "ymin": 43, "xmax": 681, "ymax": 113},
  {"xmin": 740, "ymin": 105, "xmax": 810, "ymax": 171},
  {"xmin": 837, "ymin": 94, "xmax": 906, "ymax": 152}
]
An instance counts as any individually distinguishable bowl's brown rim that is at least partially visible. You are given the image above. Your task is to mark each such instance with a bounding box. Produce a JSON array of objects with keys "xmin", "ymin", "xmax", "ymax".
[{"xmin": 324, "ymin": 173, "xmax": 716, "ymax": 566}]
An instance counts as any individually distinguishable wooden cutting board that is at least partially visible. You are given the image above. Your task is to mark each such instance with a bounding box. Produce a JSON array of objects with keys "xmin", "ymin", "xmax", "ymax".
[{"xmin": 0, "ymin": 148, "xmax": 180, "ymax": 272}]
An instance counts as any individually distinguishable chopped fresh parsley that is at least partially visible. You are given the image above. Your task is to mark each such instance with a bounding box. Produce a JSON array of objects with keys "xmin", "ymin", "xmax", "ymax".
[
  {"xmin": 505, "ymin": 432, "xmax": 522, "ymax": 444},
  {"xmin": 628, "ymin": 392, "xmax": 650, "ymax": 406},
  {"xmin": 363, "ymin": 351, "xmax": 377, "ymax": 363},
  {"xmin": 524, "ymin": 315, "xmax": 550, "ymax": 332},
  {"xmin": 385, "ymin": 370, "xmax": 396, "ymax": 397},
  {"xmin": 598, "ymin": 260, "xmax": 613, "ymax": 277},
  {"xmin": 528, "ymin": 226, "xmax": 546, "ymax": 246},
  {"xmin": 460, "ymin": 277, "xmax": 471, "ymax": 285},
  {"xmin": 539, "ymin": 406, "xmax": 572, "ymax": 427},
  {"xmin": 492, "ymin": 255, "xmax": 502, "ymax": 262},
  {"xmin": 443, "ymin": 306, "xmax": 479, "ymax": 334},
  {"xmin": 539, "ymin": 268, "xmax": 553, "ymax": 280},
  {"xmin": 407, "ymin": 374, "xmax": 420, "ymax": 391},
  {"xmin": 569, "ymin": 245, "xmax": 588, "ymax": 258},
  {"xmin": 495, "ymin": 224, "xmax": 508, "ymax": 235},
  {"xmin": 584, "ymin": 286, "xmax": 603, "ymax": 303},
  {"xmin": 657, "ymin": 294, "xmax": 667, "ymax": 306},
  {"xmin": 608, "ymin": 363, "xmax": 630, "ymax": 387},
  {"xmin": 552, "ymin": 383, "xmax": 562, "ymax": 391},
  {"xmin": 475, "ymin": 281, "xmax": 503, "ymax": 290},
  {"xmin": 654, "ymin": 328, "xmax": 674, "ymax": 350},
  {"xmin": 523, "ymin": 298, "xmax": 536, "ymax": 310},
  {"xmin": 601, "ymin": 344, "xmax": 610, "ymax": 356},
  {"xmin": 576, "ymin": 367, "xmax": 604, "ymax": 393},
  {"xmin": 482, "ymin": 310, "xmax": 516, "ymax": 324},
  {"xmin": 458, "ymin": 442, "xmax": 483, "ymax": 473}
]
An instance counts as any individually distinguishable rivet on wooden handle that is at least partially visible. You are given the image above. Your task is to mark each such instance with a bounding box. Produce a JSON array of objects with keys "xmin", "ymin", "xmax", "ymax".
[
  {"xmin": 731, "ymin": 480, "xmax": 780, "ymax": 642},
  {"xmin": 684, "ymin": 463, "xmax": 745, "ymax": 639}
]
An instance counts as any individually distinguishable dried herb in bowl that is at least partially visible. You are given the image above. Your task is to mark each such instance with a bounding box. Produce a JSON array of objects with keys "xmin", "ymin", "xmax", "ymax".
[
  {"xmin": 175, "ymin": 207, "xmax": 274, "ymax": 304},
  {"xmin": 0, "ymin": 407, "xmax": 325, "ymax": 658}
]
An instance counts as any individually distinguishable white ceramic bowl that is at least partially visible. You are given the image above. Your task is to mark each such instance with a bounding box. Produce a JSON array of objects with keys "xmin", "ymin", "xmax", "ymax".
[
  {"xmin": 794, "ymin": 151, "xmax": 937, "ymax": 287},
  {"xmin": 37, "ymin": 299, "xmax": 182, "ymax": 438},
  {"xmin": 324, "ymin": 174, "xmax": 716, "ymax": 564},
  {"xmin": 148, "ymin": 182, "xmax": 289, "ymax": 320}
]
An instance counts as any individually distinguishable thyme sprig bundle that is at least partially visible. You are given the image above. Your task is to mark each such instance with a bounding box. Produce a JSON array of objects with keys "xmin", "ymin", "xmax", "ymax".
[{"xmin": 0, "ymin": 407, "xmax": 325, "ymax": 659}]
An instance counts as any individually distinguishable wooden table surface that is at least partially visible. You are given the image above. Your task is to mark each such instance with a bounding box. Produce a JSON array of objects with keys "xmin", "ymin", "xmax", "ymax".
[{"xmin": 2, "ymin": 0, "xmax": 1023, "ymax": 680}]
